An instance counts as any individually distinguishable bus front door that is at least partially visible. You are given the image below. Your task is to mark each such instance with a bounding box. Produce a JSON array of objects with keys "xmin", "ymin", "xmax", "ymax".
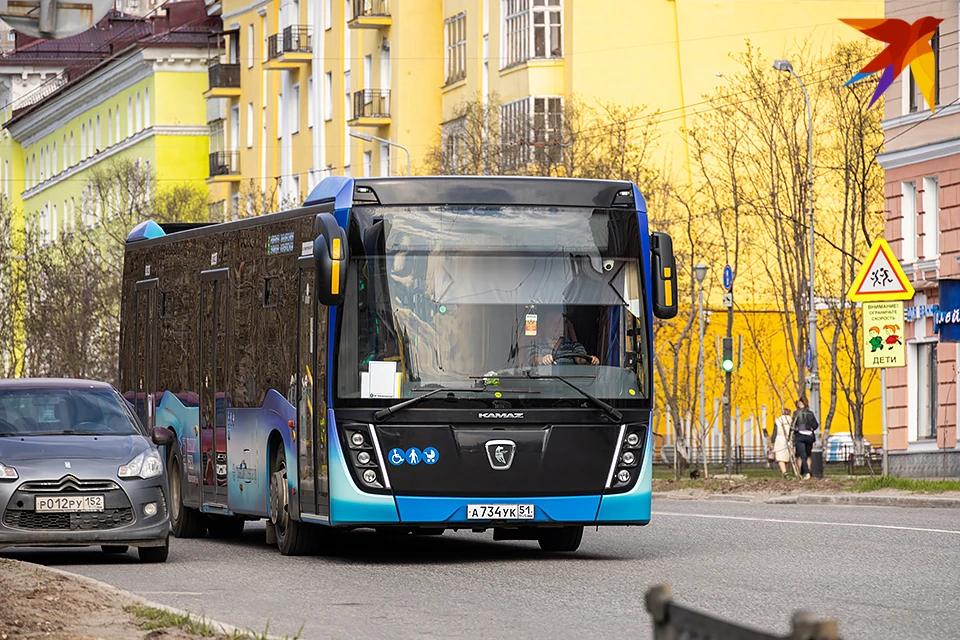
[
  {"xmin": 199, "ymin": 267, "xmax": 230, "ymax": 508},
  {"xmin": 133, "ymin": 278, "xmax": 159, "ymax": 430},
  {"xmin": 296, "ymin": 258, "xmax": 329, "ymax": 518}
]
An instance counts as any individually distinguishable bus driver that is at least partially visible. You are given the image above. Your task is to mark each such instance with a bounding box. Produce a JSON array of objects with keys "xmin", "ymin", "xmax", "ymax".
[{"xmin": 526, "ymin": 307, "xmax": 600, "ymax": 366}]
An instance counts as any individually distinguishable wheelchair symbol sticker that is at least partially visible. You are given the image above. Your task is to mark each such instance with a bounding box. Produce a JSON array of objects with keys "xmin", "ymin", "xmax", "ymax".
[{"xmin": 388, "ymin": 448, "xmax": 405, "ymax": 466}]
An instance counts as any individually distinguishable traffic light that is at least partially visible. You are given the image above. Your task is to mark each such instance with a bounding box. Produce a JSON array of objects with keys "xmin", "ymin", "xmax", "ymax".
[{"xmin": 721, "ymin": 337, "xmax": 734, "ymax": 373}]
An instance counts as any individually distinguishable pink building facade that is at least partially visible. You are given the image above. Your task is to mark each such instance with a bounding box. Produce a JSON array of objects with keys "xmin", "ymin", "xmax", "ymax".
[{"xmin": 876, "ymin": 0, "xmax": 960, "ymax": 476}]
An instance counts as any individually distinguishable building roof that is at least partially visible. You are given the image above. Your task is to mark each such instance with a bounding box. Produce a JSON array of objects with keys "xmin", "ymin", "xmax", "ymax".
[{"xmin": 2, "ymin": 1, "xmax": 218, "ymax": 123}]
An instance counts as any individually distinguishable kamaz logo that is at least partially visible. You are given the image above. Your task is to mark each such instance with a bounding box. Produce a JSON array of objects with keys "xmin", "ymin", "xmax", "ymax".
[{"xmin": 478, "ymin": 412, "xmax": 523, "ymax": 419}]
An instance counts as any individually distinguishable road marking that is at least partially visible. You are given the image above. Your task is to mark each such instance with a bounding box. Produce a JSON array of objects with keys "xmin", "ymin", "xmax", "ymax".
[
  {"xmin": 137, "ymin": 591, "xmax": 206, "ymax": 596},
  {"xmin": 653, "ymin": 511, "xmax": 960, "ymax": 535}
]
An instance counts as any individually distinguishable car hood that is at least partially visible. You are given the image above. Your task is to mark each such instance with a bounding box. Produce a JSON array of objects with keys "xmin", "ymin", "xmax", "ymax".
[{"xmin": 0, "ymin": 435, "xmax": 149, "ymax": 464}]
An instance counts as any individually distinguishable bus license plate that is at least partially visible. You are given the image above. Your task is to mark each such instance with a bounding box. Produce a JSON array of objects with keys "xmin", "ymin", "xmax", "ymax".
[
  {"xmin": 466, "ymin": 504, "xmax": 535, "ymax": 520},
  {"xmin": 35, "ymin": 495, "xmax": 104, "ymax": 512}
]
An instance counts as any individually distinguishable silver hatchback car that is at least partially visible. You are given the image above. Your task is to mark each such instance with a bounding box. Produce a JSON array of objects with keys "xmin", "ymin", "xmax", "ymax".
[{"xmin": 0, "ymin": 379, "xmax": 174, "ymax": 562}]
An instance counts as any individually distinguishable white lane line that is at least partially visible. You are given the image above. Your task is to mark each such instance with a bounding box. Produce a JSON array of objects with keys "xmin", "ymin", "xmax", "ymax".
[{"xmin": 653, "ymin": 511, "xmax": 960, "ymax": 535}]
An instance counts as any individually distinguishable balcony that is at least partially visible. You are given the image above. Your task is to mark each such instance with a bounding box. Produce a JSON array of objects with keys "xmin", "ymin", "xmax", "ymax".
[
  {"xmin": 208, "ymin": 151, "xmax": 241, "ymax": 182},
  {"xmin": 349, "ymin": 89, "xmax": 391, "ymax": 126},
  {"xmin": 203, "ymin": 61, "xmax": 241, "ymax": 99},
  {"xmin": 264, "ymin": 26, "xmax": 312, "ymax": 70},
  {"xmin": 348, "ymin": 0, "xmax": 391, "ymax": 29}
]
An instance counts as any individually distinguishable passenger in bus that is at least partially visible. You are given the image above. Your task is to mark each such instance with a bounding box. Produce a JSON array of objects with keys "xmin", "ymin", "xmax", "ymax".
[{"xmin": 526, "ymin": 307, "xmax": 600, "ymax": 366}]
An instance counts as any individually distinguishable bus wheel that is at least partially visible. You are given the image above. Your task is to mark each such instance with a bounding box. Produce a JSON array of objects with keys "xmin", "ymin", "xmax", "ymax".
[
  {"xmin": 537, "ymin": 526, "xmax": 584, "ymax": 552},
  {"xmin": 269, "ymin": 447, "xmax": 312, "ymax": 556},
  {"xmin": 207, "ymin": 515, "xmax": 245, "ymax": 539},
  {"xmin": 168, "ymin": 445, "xmax": 206, "ymax": 538}
]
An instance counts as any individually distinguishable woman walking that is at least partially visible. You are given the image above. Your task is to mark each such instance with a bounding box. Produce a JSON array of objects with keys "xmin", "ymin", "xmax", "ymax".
[{"xmin": 771, "ymin": 407, "xmax": 794, "ymax": 478}]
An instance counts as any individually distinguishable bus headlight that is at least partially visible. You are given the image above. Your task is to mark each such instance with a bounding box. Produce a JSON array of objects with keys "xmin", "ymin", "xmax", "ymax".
[
  {"xmin": 617, "ymin": 470, "xmax": 631, "ymax": 483},
  {"xmin": 350, "ymin": 432, "xmax": 365, "ymax": 448},
  {"xmin": 357, "ymin": 451, "xmax": 371, "ymax": 465},
  {"xmin": 626, "ymin": 433, "xmax": 640, "ymax": 447},
  {"xmin": 362, "ymin": 469, "xmax": 377, "ymax": 484},
  {"xmin": 621, "ymin": 451, "xmax": 636, "ymax": 465}
]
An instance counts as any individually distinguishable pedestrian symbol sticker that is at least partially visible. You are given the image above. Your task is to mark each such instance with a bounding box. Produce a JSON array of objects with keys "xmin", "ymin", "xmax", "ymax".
[
  {"xmin": 848, "ymin": 237, "xmax": 914, "ymax": 301},
  {"xmin": 405, "ymin": 447, "xmax": 423, "ymax": 465},
  {"xmin": 388, "ymin": 448, "xmax": 405, "ymax": 466},
  {"xmin": 423, "ymin": 447, "xmax": 439, "ymax": 465}
]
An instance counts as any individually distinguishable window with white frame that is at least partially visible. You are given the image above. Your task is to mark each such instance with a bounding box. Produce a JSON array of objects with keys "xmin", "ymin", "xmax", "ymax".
[
  {"xmin": 380, "ymin": 141, "xmax": 390, "ymax": 176},
  {"xmin": 145, "ymin": 87, "xmax": 150, "ymax": 128},
  {"xmin": 503, "ymin": 0, "xmax": 562, "ymax": 68},
  {"xmin": 532, "ymin": 96, "xmax": 563, "ymax": 163},
  {"xmin": 247, "ymin": 24, "xmax": 254, "ymax": 67},
  {"xmin": 908, "ymin": 27, "xmax": 940, "ymax": 113},
  {"xmin": 343, "ymin": 0, "xmax": 351, "ymax": 71},
  {"xmin": 247, "ymin": 102, "xmax": 254, "ymax": 148},
  {"xmin": 445, "ymin": 13, "xmax": 466, "ymax": 85},
  {"xmin": 115, "ymin": 104, "xmax": 120, "ymax": 142},
  {"xmin": 344, "ymin": 71, "xmax": 351, "ymax": 166},
  {"xmin": 51, "ymin": 203, "xmax": 58, "ymax": 243},
  {"xmin": 107, "ymin": 111, "xmax": 112, "ymax": 147},
  {"xmin": 324, "ymin": 0, "xmax": 331, "ymax": 30},
  {"xmin": 363, "ymin": 150, "xmax": 372, "ymax": 177},
  {"xmin": 96, "ymin": 115, "xmax": 101, "ymax": 151},
  {"xmin": 128, "ymin": 97, "xmax": 133, "ymax": 136},
  {"xmin": 292, "ymin": 83, "xmax": 301, "ymax": 134},
  {"xmin": 277, "ymin": 93, "xmax": 283, "ymax": 138},
  {"xmin": 69, "ymin": 132, "xmax": 74, "ymax": 166},
  {"xmin": 308, "ymin": 75, "xmax": 314, "ymax": 128},
  {"xmin": 923, "ymin": 176, "xmax": 939, "ymax": 259},
  {"xmin": 901, "ymin": 181, "xmax": 917, "ymax": 263},
  {"xmin": 324, "ymin": 72, "xmax": 333, "ymax": 120},
  {"xmin": 136, "ymin": 91, "xmax": 142, "ymax": 131},
  {"xmin": 500, "ymin": 96, "xmax": 562, "ymax": 169},
  {"xmin": 81, "ymin": 124, "xmax": 86, "ymax": 158},
  {"xmin": 441, "ymin": 117, "xmax": 466, "ymax": 174},
  {"xmin": 916, "ymin": 342, "xmax": 938, "ymax": 439},
  {"xmin": 39, "ymin": 149, "xmax": 45, "ymax": 183},
  {"xmin": 52, "ymin": 142, "xmax": 57, "ymax": 177}
]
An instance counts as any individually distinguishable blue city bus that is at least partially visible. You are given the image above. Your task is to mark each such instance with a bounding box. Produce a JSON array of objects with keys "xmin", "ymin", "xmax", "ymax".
[{"xmin": 119, "ymin": 176, "xmax": 678, "ymax": 554}]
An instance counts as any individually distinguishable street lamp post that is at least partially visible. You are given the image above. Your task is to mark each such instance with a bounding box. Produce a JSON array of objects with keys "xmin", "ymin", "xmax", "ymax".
[
  {"xmin": 774, "ymin": 59, "xmax": 821, "ymax": 475},
  {"xmin": 349, "ymin": 130, "xmax": 411, "ymax": 176},
  {"xmin": 694, "ymin": 263, "xmax": 709, "ymax": 471}
]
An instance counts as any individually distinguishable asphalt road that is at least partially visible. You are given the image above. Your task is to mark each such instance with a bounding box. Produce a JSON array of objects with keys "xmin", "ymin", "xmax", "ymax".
[{"xmin": 5, "ymin": 500, "xmax": 960, "ymax": 640}]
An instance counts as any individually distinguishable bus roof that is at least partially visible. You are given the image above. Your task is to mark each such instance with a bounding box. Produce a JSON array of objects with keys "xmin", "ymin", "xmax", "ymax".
[{"xmin": 125, "ymin": 176, "xmax": 644, "ymax": 246}]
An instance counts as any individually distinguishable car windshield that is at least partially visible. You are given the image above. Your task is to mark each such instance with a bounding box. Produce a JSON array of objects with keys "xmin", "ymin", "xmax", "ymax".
[
  {"xmin": 336, "ymin": 205, "xmax": 650, "ymax": 406},
  {"xmin": 0, "ymin": 388, "xmax": 142, "ymax": 437}
]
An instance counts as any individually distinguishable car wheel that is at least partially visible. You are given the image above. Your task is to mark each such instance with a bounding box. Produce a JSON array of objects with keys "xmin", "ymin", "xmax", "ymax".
[
  {"xmin": 168, "ymin": 443, "xmax": 207, "ymax": 538},
  {"xmin": 537, "ymin": 526, "xmax": 584, "ymax": 552},
  {"xmin": 207, "ymin": 515, "xmax": 245, "ymax": 539},
  {"xmin": 138, "ymin": 537, "xmax": 169, "ymax": 563},
  {"xmin": 269, "ymin": 446, "xmax": 313, "ymax": 556},
  {"xmin": 101, "ymin": 545, "xmax": 129, "ymax": 554}
]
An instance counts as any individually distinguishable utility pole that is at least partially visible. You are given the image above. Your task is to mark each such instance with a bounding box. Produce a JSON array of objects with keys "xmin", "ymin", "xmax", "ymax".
[
  {"xmin": 723, "ymin": 297, "xmax": 733, "ymax": 475},
  {"xmin": 694, "ymin": 263, "xmax": 708, "ymax": 472}
]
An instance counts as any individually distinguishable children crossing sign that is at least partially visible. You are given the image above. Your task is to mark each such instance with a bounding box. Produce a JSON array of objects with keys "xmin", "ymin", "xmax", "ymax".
[{"xmin": 847, "ymin": 237, "xmax": 914, "ymax": 302}]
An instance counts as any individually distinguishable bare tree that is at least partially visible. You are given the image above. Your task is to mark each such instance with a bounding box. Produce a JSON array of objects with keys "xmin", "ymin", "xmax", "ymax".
[{"xmin": 0, "ymin": 199, "xmax": 25, "ymax": 377}]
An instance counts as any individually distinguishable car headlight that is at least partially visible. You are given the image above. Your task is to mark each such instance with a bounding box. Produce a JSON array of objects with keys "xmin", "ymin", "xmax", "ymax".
[
  {"xmin": 0, "ymin": 461, "xmax": 17, "ymax": 480},
  {"xmin": 119, "ymin": 450, "xmax": 163, "ymax": 480}
]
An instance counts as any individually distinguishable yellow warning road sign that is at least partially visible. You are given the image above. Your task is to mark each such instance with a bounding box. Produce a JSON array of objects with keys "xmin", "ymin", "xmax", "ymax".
[
  {"xmin": 863, "ymin": 301, "xmax": 905, "ymax": 368},
  {"xmin": 848, "ymin": 238, "xmax": 914, "ymax": 302}
]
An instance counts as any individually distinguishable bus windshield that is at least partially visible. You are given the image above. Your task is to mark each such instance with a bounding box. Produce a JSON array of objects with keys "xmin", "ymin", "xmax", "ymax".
[{"xmin": 336, "ymin": 205, "xmax": 649, "ymax": 405}]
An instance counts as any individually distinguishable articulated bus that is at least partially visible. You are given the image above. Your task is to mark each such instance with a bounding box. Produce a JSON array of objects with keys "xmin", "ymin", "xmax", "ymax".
[{"xmin": 119, "ymin": 176, "xmax": 678, "ymax": 554}]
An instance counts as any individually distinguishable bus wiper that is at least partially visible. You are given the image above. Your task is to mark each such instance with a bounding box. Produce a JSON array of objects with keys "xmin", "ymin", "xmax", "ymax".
[
  {"xmin": 373, "ymin": 387, "xmax": 486, "ymax": 421},
  {"xmin": 496, "ymin": 373, "xmax": 623, "ymax": 423}
]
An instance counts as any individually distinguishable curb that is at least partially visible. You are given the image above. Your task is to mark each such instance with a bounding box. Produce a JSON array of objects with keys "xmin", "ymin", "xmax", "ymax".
[
  {"xmin": 705, "ymin": 494, "xmax": 752, "ymax": 502},
  {"xmin": 652, "ymin": 492, "xmax": 697, "ymax": 501},
  {"xmin": 789, "ymin": 494, "xmax": 960, "ymax": 509},
  {"xmin": 12, "ymin": 560, "xmax": 289, "ymax": 640}
]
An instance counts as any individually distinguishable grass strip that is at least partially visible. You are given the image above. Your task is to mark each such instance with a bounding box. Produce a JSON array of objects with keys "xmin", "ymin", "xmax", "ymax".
[{"xmin": 849, "ymin": 476, "xmax": 960, "ymax": 493}]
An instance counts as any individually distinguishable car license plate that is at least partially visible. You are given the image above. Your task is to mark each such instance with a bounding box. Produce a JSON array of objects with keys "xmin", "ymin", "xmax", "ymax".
[
  {"xmin": 35, "ymin": 495, "xmax": 104, "ymax": 513},
  {"xmin": 466, "ymin": 504, "xmax": 535, "ymax": 520}
]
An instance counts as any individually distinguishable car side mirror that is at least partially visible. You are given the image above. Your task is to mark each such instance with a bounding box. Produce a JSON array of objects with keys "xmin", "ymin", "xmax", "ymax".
[
  {"xmin": 650, "ymin": 232, "xmax": 678, "ymax": 319},
  {"xmin": 151, "ymin": 426, "xmax": 175, "ymax": 447},
  {"xmin": 313, "ymin": 211, "xmax": 348, "ymax": 306}
]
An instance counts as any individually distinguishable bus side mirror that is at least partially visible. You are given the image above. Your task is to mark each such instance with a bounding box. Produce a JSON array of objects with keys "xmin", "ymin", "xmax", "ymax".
[
  {"xmin": 650, "ymin": 232, "xmax": 678, "ymax": 319},
  {"xmin": 313, "ymin": 212, "xmax": 348, "ymax": 306}
]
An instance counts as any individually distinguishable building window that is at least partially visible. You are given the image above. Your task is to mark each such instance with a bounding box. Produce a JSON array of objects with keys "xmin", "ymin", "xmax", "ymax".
[
  {"xmin": 363, "ymin": 150, "xmax": 372, "ymax": 177},
  {"xmin": 291, "ymin": 174, "xmax": 300, "ymax": 202},
  {"xmin": 380, "ymin": 141, "xmax": 390, "ymax": 176},
  {"xmin": 88, "ymin": 119, "xmax": 93, "ymax": 156},
  {"xmin": 292, "ymin": 83, "xmax": 300, "ymax": 134},
  {"xmin": 145, "ymin": 87, "xmax": 150, "ymax": 128},
  {"xmin": 324, "ymin": 72, "xmax": 333, "ymax": 121},
  {"xmin": 247, "ymin": 102, "xmax": 254, "ymax": 148},
  {"xmin": 503, "ymin": 0, "xmax": 562, "ymax": 68},
  {"xmin": 136, "ymin": 91, "xmax": 143, "ymax": 131},
  {"xmin": 61, "ymin": 135, "xmax": 66, "ymax": 170},
  {"xmin": 128, "ymin": 97, "xmax": 133, "ymax": 136},
  {"xmin": 247, "ymin": 24, "xmax": 254, "ymax": 68},
  {"xmin": 441, "ymin": 117, "xmax": 466, "ymax": 174},
  {"xmin": 500, "ymin": 96, "xmax": 562, "ymax": 169},
  {"xmin": 70, "ymin": 132, "xmax": 74, "ymax": 166},
  {"xmin": 80, "ymin": 124, "xmax": 86, "ymax": 158},
  {"xmin": 343, "ymin": 71, "xmax": 351, "ymax": 166},
  {"xmin": 922, "ymin": 176, "xmax": 939, "ymax": 259},
  {"xmin": 916, "ymin": 342, "xmax": 938, "ymax": 439},
  {"xmin": 39, "ymin": 148, "xmax": 44, "ymax": 183},
  {"xmin": 324, "ymin": 0, "xmax": 331, "ymax": 30},
  {"xmin": 115, "ymin": 104, "xmax": 121, "ymax": 142},
  {"xmin": 52, "ymin": 142, "xmax": 57, "ymax": 177},
  {"xmin": 445, "ymin": 13, "xmax": 467, "ymax": 85},
  {"xmin": 901, "ymin": 181, "xmax": 917, "ymax": 263},
  {"xmin": 909, "ymin": 27, "xmax": 940, "ymax": 113},
  {"xmin": 343, "ymin": 0, "xmax": 351, "ymax": 71},
  {"xmin": 532, "ymin": 96, "xmax": 563, "ymax": 163},
  {"xmin": 308, "ymin": 75, "xmax": 314, "ymax": 129},
  {"xmin": 107, "ymin": 110, "xmax": 113, "ymax": 147},
  {"xmin": 96, "ymin": 115, "xmax": 101, "ymax": 152},
  {"xmin": 277, "ymin": 93, "xmax": 283, "ymax": 139}
]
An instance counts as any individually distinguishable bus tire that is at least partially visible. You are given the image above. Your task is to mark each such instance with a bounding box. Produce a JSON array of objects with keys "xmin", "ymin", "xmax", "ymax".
[
  {"xmin": 168, "ymin": 444, "xmax": 207, "ymax": 539},
  {"xmin": 207, "ymin": 515, "xmax": 245, "ymax": 539},
  {"xmin": 270, "ymin": 446, "xmax": 313, "ymax": 556},
  {"xmin": 537, "ymin": 526, "xmax": 584, "ymax": 552}
]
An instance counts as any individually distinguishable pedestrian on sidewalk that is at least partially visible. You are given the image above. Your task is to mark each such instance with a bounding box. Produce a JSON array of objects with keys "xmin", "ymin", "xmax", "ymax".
[
  {"xmin": 792, "ymin": 397, "xmax": 818, "ymax": 480},
  {"xmin": 771, "ymin": 407, "xmax": 794, "ymax": 478}
]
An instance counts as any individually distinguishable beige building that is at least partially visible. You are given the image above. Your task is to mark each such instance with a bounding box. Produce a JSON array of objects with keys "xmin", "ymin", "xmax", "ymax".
[{"xmin": 876, "ymin": 0, "xmax": 960, "ymax": 476}]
